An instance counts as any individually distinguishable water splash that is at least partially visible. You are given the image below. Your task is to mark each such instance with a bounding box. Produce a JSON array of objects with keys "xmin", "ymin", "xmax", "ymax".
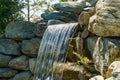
[{"xmin": 33, "ymin": 23, "xmax": 77, "ymax": 80}]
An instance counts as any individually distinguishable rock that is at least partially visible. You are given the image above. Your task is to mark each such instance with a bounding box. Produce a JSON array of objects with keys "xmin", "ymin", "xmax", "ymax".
[
  {"xmin": 89, "ymin": 75, "xmax": 104, "ymax": 80},
  {"xmin": 0, "ymin": 53, "xmax": 12, "ymax": 67},
  {"xmin": 22, "ymin": 38, "xmax": 41, "ymax": 57},
  {"xmin": 105, "ymin": 61, "xmax": 120, "ymax": 78},
  {"xmin": 5, "ymin": 21, "xmax": 35, "ymax": 40},
  {"xmin": 78, "ymin": 11, "xmax": 91, "ymax": 29},
  {"xmin": 85, "ymin": 0, "xmax": 98, "ymax": 6},
  {"xmin": 41, "ymin": 11, "xmax": 78, "ymax": 22},
  {"xmin": 33, "ymin": 20, "xmax": 47, "ymax": 37},
  {"xmin": 0, "ymin": 68, "xmax": 17, "ymax": 78},
  {"xmin": 53, "ymin": 62, "xmax": 92, "ymax": 80},
  {"xmin": 92, "ymin": 37, "xmax": 120, "ymax": 75},
  {"xmin": 47, "ymin": 19, "xmax": 65, "ymax": 25},
  {"xmin": 8, "ymin": 55, "xmax": 29, "ymax": 70},
  {"xmin": 87, "ymin": 36, "xmax": 98, "ymax": 54},
  {"xmin": 88, "ymin": 0, "xmax": 120, "ymax": 37},
  {"xmin": 29, "ymin": 58, "xmax": 36, "ymax": 74},
  {"xmin": 54, "ymin": 1, "xmax": 86, "ymax": 14},
  {"xmin": 10, "ymin": 71, "xmax": 32, "ymax": 80},
  {"xmin": 78, "ymin": 7, "xmax": 95, "ymax": 38},
  {"xmin": 0, "ymin": 39, "xmax": 20, "ymax": 55}
]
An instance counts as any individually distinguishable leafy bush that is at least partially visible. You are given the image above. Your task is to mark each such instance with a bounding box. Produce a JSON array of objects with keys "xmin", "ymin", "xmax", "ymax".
[{"xmin": 0, "ymin": 0, "xmax": 25, "ymax": 32}]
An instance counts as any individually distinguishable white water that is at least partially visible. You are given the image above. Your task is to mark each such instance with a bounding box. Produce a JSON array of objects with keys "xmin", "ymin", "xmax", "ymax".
[{"xmin": 33, "ymin": 23, "xmax": 77, "ymax": 80}]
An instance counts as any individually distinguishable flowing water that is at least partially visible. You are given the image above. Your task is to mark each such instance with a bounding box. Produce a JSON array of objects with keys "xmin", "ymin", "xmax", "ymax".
[{"xmin": 33, "ymin": 23, "xmax": 77, "ymax": 80}]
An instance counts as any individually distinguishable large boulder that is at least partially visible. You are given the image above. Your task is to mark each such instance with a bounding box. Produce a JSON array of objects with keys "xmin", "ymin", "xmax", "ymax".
[
  {"xmin": 0, "ymin": 53, "xmax": 12, "ymax": 67},
  {"xmin": 22, "ymin": 38, "xmax": 41, "ymax": 57},
  {"xmin": 0, "ymin": 68, "xmax": 17, "ymax": 78},
  {"xmin": 89, "ymin": 75, "xmax": 104, "ymax": 80},
  {"xmin": 88, "ymin": 0, "xmax": 120, "ymax": 37},
  {"xmin": 0, "ymin": 39, "xmax": 20, "ymax": 55},
  {"xmin": 5, "ymin": 21, "xmax": 35, "ymax": 40},
  {"xmin": 54, "ymin": 1, "xmax": 86, "ymax": 14},
  {"xmin": 41, "ymin": 11, "xmax": 78, "ymax": 22},
  {"xmin": 105, "ymin": 61, "xmax": 120, "ymax": 79},
  {"xmin": 53, "ymin": 62, "xmax": 92, "ymax": 80},
  {"xmin": 91, "ymin": 37, "xmax": 120, "ymax": 75},
  {"xmin": 8, "ymin": 55, "xmax": 29, "ymax": 70},
  {"xmin": 10, "ymin": 71, "xmax": 32, "ymax": 80}
]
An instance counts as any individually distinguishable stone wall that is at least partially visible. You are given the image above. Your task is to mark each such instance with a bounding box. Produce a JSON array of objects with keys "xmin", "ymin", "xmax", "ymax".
[{"xmin": 0, "ymin": 0, "xmax": 120, "ymax": 80}]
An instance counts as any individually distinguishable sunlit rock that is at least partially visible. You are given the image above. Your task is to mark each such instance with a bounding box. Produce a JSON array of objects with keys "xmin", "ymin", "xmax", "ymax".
[
  {"xmin": 89, "ymin": 75, "xmax": 104, "ymax": 80},
  {"xmin": 92, "ymin": 37, "xmax": 120, "ymax": 75},
  {"xmin": 88, "ymin": 0, "xmax": 120, "ymax": 37},
  {"xmin": 53, "ymin": 62, "xmax": 92, "ymax": 80}
]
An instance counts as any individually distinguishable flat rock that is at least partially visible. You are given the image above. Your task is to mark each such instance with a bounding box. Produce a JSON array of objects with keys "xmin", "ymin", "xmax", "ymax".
[
  {"xmin": 41, "ymin": 11, "xmax": 78, "ymax": 22},
  {"xmin": 0, "ymin": 39, "xmax": 20, "ymax": 55},
  {"xmin": 0, "ymin": 53, "xmax": 12, "ymax": 67},
  {"xmin": 22, "ymin": 38, "xmax": 41, "ymax": 57},
  {"xmin": 47, "ymin": 19, "xmax": 65, "ymax": 26},
  {"xmin": 10, "ymin": 71, "xmax": 32, "ymax": 80},
  {"xmin": 0, "ymin": 68, "xmax": 17, "ymax": 78},
  {"xmin": 8, "ymin": 55, "xmax": 29, "ymax": 70},
  {"xmin": 5, "ymin": 21, "xmax": 35, "ymax": 40},
  {"xmin": 54, "ymin": 1, "xmax": 86, "ymax": 13}
]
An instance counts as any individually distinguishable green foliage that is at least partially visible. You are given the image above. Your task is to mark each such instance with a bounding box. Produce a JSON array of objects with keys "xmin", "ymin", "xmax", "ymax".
[
  {"xmin": 73, "ymin": 52, "xmax": 91, "ymax": 65},
  {"xmin": 0, "ymin": 0, "xmax": 25, "ymax": 31}
]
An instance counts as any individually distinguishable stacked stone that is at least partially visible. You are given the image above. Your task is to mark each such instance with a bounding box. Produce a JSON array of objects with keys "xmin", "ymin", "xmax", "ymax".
[
  {"xmin": 0, "ymin": 21, "xmax": 43, "ymax": 80},
  {"xmin": 87, "ymin": 0, "xmax": 120, "ymax": 80}
]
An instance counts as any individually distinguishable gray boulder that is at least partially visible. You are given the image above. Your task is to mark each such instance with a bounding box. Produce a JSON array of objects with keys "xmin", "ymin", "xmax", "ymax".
[
  {"xmin": 5, "ymin": 21, "xmax": 35, "ymax": 40},
  {"xmin": 0, "ymin": 68, "xmax": 17, "ymax": 78},
  {"xmin": 22, "ymin": 38, "xmax": 41, "ymax": 57},
  {"xmin": 10, "ymin": 71, "xmax": 32, "ymax": 80},
  {"xmin": 47, "ymin": 19, "xmax": 65, "ymax": 26},
  {"xmin": 54, "ymin": 1, "xmax": 86, "ymax": 13},
  {"xmin": 0, "ymin": 39, "xmax": 20, "ymax": 55},
  {"xmin": 0, "ymin": 53, "xmax": 12, "ymax": 67},
  {"xmin": 8, "ymin": 55, "xmax": 29, "ymax": 70},
  {"xmin": 87, "ymin": 36, "xmax": 98, "ymax": 54},
  {"xmin": 88, "ymin": 0, "xmax": 120, "ymax": 37},
  {"xmin": 33, "ymin": 20, "xmax": 47, "ymax": 37},
  {"xmin": 29, "ymin": 58, "xmax": 36, "ymax": 74},
  {"xmin": 41, "ymin": 11, "xmax": 78, "ymax": 22}
]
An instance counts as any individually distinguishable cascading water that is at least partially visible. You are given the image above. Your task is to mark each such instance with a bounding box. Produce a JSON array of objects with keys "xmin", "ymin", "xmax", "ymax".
[{"xmin": 33, "ymin": 23, "xmax": 77, "ymax": 80}]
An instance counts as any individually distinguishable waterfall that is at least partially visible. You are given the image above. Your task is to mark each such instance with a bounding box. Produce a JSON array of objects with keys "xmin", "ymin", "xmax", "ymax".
[{"xmin": 33, "ymin": 23, "xmax": 77, "ymax": 80}]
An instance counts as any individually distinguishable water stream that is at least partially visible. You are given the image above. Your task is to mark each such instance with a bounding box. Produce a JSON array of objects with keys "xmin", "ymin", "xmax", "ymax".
[{"xmin": 33, "ymin": 23, "xmax": 77, "ymax": 80}]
